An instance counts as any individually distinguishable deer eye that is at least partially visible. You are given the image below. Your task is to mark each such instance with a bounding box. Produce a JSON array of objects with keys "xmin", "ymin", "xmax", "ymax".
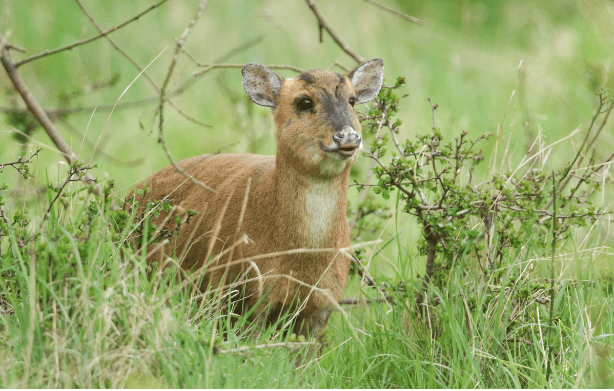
[
  {"xmin": 297, "ymin": 97, "xmax": 314, "ymax": 111},
  {"xmin": 349, "ymin": 97, "xmax": 356, "ymax": 107}
]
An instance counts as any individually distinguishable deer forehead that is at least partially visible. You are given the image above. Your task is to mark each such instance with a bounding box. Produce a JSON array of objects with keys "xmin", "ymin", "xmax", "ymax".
[{"xmin": 280, "ymin": 71, "xmax": 354, "ymax": 103}]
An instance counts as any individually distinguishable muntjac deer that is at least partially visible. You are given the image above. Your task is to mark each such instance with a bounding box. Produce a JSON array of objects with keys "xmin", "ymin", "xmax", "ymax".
[{"xmin": 129, "ymin": 58, "xmax": 384, "ymax": 340}]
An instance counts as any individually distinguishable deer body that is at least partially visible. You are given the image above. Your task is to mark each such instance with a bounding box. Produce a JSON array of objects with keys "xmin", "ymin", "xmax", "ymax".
[{"xmin": 132, "ymin": 59, "xmax": 384, "ymax": 338}]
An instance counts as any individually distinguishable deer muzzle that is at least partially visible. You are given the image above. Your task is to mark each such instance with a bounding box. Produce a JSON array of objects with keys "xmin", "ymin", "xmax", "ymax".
[{"xmin": 320, "ymin": 125, "xmax": 361, "ymax": 159}]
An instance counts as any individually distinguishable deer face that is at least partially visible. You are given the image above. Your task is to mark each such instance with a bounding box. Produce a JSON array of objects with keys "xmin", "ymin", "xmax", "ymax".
[{"xmin": 242, "ymin": 59, "xmax": 384, "ymax": 177}]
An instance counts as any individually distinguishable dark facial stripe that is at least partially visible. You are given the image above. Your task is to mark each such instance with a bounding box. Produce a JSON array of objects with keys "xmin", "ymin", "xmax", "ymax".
[
  {"xmin": 320, "ymin": 89, "xmax": 353, "ymax": 132},
  {"xmin": 336, "ymin": 73, "xmax": 346, "ymax": 85},
  {"xmin": 298, "ymin": 72, "xmax": 315, "ymax": 84}
]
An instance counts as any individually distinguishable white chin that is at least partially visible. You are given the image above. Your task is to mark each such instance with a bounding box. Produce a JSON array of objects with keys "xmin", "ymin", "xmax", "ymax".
[{"xmin": 319, "ymin": 152, "xmax": 354, "ymax": 176}]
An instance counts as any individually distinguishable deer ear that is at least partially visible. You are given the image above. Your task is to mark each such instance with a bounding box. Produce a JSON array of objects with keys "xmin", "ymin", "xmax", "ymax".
[
  {"xmin": 347, "ymin": 58, "xmax": 384, "ymax": 105},
  {"xmin": 242, "ymin": 64, "xmax": 284, "ymax": 107}
]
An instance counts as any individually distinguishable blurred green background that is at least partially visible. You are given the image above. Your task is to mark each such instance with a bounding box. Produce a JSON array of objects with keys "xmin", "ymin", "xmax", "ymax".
[
  {"xmin": 1, "ymin": 0, "xmax": 614, "ymax": 266},
  {"xmin": 2, "ymin": 3, "xmax": 614, "ymax": 386}
]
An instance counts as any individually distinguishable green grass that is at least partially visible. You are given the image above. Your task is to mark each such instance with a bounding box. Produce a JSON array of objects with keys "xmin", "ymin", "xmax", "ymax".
[
  {"xmin": 1, "ymin": 0, "xmax": 614, "ymax": 388},
  {"xmin": 1, "ymin": 188, "xmax": 612, "ymax": 387}
]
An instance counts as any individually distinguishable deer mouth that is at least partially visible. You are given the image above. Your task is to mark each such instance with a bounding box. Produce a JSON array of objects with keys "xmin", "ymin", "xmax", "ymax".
[
  {"xmin": 337, "ymin": 145, "xmax": 358, "ymax": 157},
  {"xmin": 319, "ymin": 142, "xmax": 359, "ymax": 159}
]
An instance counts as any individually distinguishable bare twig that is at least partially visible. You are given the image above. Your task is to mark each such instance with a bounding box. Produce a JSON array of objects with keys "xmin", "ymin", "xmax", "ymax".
[
  {"xmin": 557, "ymin": 95, "xmax": 613, "ymax": 193},
  {"xmin": 427, "ymin": 97, "xmax": 438, "ymax": 130},
  {"xmin": 74, "ymin": 0, "xmax": 210, "ymax": 129},
  {"xmin": 557, "ymin": 99, "xmax": 614, "ymax": 198},
  {"xmin": 0, "ymin": 97, "xmax": 158, "ymax": 117},
  {"xmin": 39, "ymin": 163, "xmax": 94, "ymax": 230},
  {"xmin": 1, "ymin": 44, "xmax": 77, "ymax": 164},
  {"xmin": 416, "ymin": 230, "xmax": 438, "ymax": 314},
  {"xmin": 585, "ymin": 100, "xmax": 614, "ymax": 156},
  {"xmin": 351, "ymin": 256, "xmax": 395, "ymax": 305},
  {"xmin": 304, "ymin": 0, "xmax": 365, "ymax": 63},
  {"xmin": 58, "ymin": 118, "xmax": 145, "ymax": 167},
  {"xmin": 0, "ymin": 206, "xmax": 11, "ymax": 255},
  {"xmin": 2, "ymin": 42, "xmax": 25, "ymax": 53},
  {"xmin": 0, "ymin": 32, "xmax": 26, "ymax": 53},
  {"xmin": 157, "ymin": 0, "xmax": 216, "ymax": 194},
  {"xmin": 0, "ymin": 148, "xmax": 41, "ymax": 175},
  {"xmin": 172, "ymin": 37, "xmax": 272, "ymax": 96},
  {"xmin": 194, "ymin": 35, "xmax": 265, "ymax": 64},
  {"xmin": 75, "ymin": 0, "xmax": 157, "ymax": 87},
  {"xmin": 88, "ymin": 46, "xmax": 168, "ymax": 167},
  {"xmin": 192, "ymin": 63, "xmax": 303, "ymax": 78},
  {"xmin": 329, "ymin": 60, "xmax": 350, "ymax": 72},
  {"xmin": 349, "ymin": 160, "xmax": 376, "ymax": 231},
  {"xmin": 545, "ymin": 172, "xmax": 557, "ymax": 382},
  {"xmin": 390, "ymin": 126, "xmax": 405, "ymax": 158},
  {"xmin": 363, "ymin": 0, "xmax": 424, "ymax": 24},
  {"xmin": 14, "ymin": 0, "xmax": 171, "ymax": 68}
]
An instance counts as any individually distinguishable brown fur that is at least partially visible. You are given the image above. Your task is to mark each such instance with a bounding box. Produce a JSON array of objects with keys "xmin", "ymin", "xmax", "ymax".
[{"xmin": 128, "ymin": 59, "xmax": 384, "ymax": 339}]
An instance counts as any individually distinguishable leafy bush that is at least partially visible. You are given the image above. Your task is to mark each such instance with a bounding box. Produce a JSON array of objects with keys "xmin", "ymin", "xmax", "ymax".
[{"xmin": 354, "ymin": 78, "xmax": 611, "ymax": 302}]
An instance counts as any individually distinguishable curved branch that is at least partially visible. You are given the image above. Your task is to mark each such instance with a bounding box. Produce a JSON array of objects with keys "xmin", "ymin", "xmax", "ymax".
[
  {"xmin": 157, "ymin": 0, "xmax": 217, "ymax": 194},
  {"xmin": 14, "ymin": 0, "xmax": 171, "ymax": 68},
  {"xmin": 304, "ymin": 0, "xmax": 365, "ymax": 63},
  {"xmin": 74, "ymin": 0, "xmax": 209, "ymax": 129},
  {"xmin": 1, "ymin": 46, "xmax": 76, "ymax": 164},
  {"xmin": 192, "ymin": 62, "xmax": 303, "ymax": 78}
]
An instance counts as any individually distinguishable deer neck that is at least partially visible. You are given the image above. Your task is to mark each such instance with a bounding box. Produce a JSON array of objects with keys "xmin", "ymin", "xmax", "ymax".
[{"xmin": 273, "ymin": 157, "xmax": 349, "ymax": 249}]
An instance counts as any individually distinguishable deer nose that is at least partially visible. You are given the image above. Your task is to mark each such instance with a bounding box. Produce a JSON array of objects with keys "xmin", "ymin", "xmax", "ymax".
[
  {"xmin": 333, "ymin": 126, "xmax": 361, "ymax": 146},
  {"xmin": 333, "ymin": 126, "xmax": 361, "ymax": 157}
]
